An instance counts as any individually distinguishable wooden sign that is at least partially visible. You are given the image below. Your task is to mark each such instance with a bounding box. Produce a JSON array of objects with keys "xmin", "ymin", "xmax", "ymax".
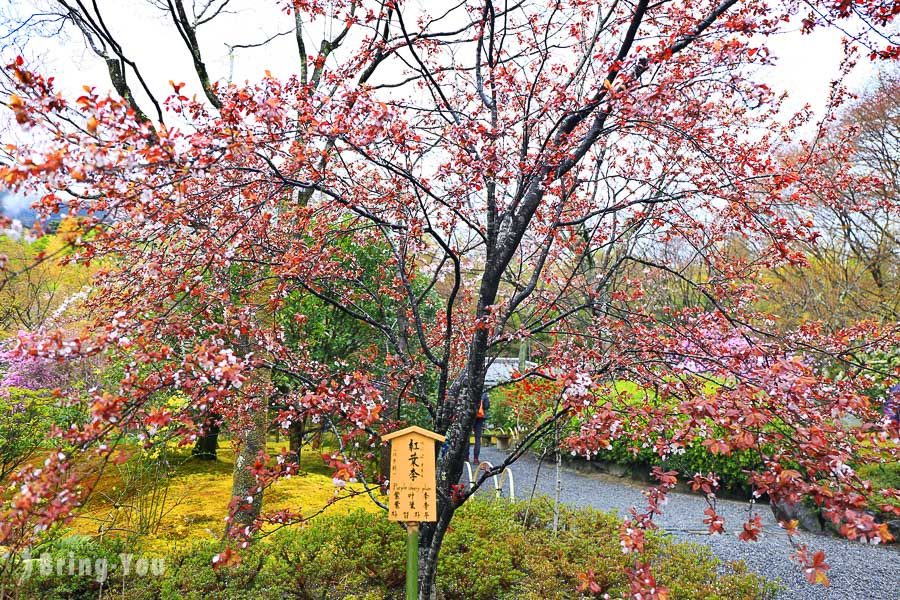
[{"xmin": 383, "ymin": 426, "xmax": 445, "ymax": 523}]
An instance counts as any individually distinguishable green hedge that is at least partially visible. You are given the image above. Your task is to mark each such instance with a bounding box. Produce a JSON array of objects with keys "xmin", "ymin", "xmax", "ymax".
[
  {"xmin": 489, "ymin": 380, "xmax": 766, "ymax": 495},
  {"xmin": 11, "ymin": 498, "xmax": 777, "ymax": 599},
  {"xmin": 593, "ymin": 438, "xmax": 764, "ymax": 496},
  {"xmin": 9, "ymin": 535, "xmax": 132, "ymax": 600}
]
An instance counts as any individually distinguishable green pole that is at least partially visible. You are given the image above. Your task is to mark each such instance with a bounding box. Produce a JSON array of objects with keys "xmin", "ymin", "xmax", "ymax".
[{"xmin": 406, "ymin": 523, "xmax": 419, "ymax": 600}]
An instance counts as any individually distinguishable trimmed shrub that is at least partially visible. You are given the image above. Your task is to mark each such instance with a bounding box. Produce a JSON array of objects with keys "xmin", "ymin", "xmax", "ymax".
[
  {"xmin": 12, "ymin": 535, "xmax": 131, "ymax": 600},
  {"xmin": 158, "ymin": 509, "xmax": 406, "ymax": 599},
  {"xmin": 153, "ymin": 497, "xmax": 775, "ymax": 599},
  {"xmin": 589, "ymin": 437, "xmax": 764, "ymax": 496},
  {"xmin": 9, "ymin": 498, "xmax": 776, "ymax": 599}
]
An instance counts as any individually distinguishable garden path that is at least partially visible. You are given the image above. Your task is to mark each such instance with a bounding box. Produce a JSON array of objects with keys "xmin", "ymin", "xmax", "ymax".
[{"xmin": 477, "ymin": 447, "xmax": 899, "ymax": 600}]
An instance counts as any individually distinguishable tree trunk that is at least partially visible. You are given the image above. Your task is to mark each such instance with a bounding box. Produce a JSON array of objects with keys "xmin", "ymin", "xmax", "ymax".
[
  {"xmin": 553, "ymin": 423, "xmax": 562, "ymax": 535},
  {"xmin": 225, "ymin": 407, "xmax": 267, "ymax": 539},
  {"xmin": 288, "ymin": 417, "xmax": 305, "ymax": 465},
  {"xmin": 192, "ymin": 419, "xmax": 219, "ymax": 460},
  {"xmin": 419, "ymin": 377, "xmax": 484, "ymax": 597},
  {"xmin": 419, "ymin": 505, "xmax": 454, "ymax": 599},
  {"xmin": 418, "ymin": 228, "xmax": 504, "ymax": 597}
]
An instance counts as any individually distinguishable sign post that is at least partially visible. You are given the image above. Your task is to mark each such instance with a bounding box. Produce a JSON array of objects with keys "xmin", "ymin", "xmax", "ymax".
[
  {"xmin": 406, "ymin": 522, "xmax": 419, "ymax": 599},
  {"xmin": 383, "ymin": 426, "xmax": 445, "ymax": 600}
]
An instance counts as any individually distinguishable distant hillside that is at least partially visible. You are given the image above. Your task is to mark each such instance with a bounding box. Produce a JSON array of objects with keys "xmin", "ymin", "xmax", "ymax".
[
  {"xmin": 0, "ymin": 191, "xmax": 38, "ymax": 227},
  {"xmin": 1, "ymin": 191, "xmax": 96, "ymax": 231}
]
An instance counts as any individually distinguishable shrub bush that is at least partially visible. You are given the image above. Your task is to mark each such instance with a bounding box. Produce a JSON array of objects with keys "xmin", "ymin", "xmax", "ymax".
[
  {"xmin": 486, "ymin": 389, "xmax": 517, "ymax": 431},
  {"xmin": 445, "ymin": 498, "xmax": 776, "ymax": 600},
  {"xmin": 590, "ymin": 438, "xmax": 764, "ymax": 496},
  {"xmin": 9, "ymin": 498, "xmax": 776, "ymax": 598},
  {"xmin": 858, "ymin": 461, "xmax": 900, "ymax": 514},
  {"xmin": 157, "ymin": 509, "xmax": 406, "ymax": 599},
  {"xmin": 150, "ymin": 497, "xmax": 774, "ymax": 599},
  {"xmin": 859, "ymin": 461, "xmax": 900, "ymax": 491},
  {"xmin": 12, "ymin": 535, "xmax": 132, "ymax": 600},
  {"xmin": 0, "ymin": 387, "xmax": 84, "ymax": 479}
]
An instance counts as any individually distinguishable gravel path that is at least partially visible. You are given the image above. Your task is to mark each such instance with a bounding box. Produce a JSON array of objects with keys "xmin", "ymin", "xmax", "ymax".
[{"xmin": 474, "ymin": 447, "xmax": 899, "ymax": 600}]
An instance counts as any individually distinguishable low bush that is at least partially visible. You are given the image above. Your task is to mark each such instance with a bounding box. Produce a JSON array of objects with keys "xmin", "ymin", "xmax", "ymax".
[
  {"xmin": 12, "ymin": 535, "xmax": 133, "ymax": 600},
  {"xmin": 590, "ymin": 438, "xmax": 764, "ymax": 496},
  {"xmin": 0, "ymin": 387, "xmax": 84, "ymax": 479},
  {"xmin": 443, "ymin": 499, "xmax": 776, "ymax": 600},
  {"xmin": 13, "ymin": 497, "xmax": 778, "ymax": 599},
  {"xmin": 858, "ymin": 461, "xmax": 900, "ymax": 514},
  {"xmin": 859, "ymin": 461, "xmax": 900, "ymax": 491}
]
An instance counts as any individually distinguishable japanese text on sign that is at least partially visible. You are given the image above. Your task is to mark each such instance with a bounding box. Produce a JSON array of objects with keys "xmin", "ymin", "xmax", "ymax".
[{"xmin": 383, "ymin": 426, "xmax": 445, "ymax": 523}]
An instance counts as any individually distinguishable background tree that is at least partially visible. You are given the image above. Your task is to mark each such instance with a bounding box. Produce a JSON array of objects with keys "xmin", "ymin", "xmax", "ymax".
[
  {"xmin": 0, "ymin": 217, "xmax": 93, "ymax": 336},
  {"xmin": 761, "ymin": 69, "xmax": 899, "ymax": 329}
]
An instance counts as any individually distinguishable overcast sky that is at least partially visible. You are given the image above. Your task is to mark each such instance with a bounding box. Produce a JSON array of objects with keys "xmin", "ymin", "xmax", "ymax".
[
  {"xmin": 4, "ymin": 1, "xmax": 878, "ymax": 113},
  {"xmin": 0, "ymin": 0, "xmax": 882, "ymax": 218}
]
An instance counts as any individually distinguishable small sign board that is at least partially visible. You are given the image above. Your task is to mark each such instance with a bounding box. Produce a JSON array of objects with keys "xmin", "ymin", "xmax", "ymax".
[{"xmin": 383, "ymin": 426, "xmax": 445, "ymax": 523}]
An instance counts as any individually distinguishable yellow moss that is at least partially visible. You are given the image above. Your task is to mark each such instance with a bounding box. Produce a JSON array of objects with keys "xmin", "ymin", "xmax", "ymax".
[{"xmin": 70, "ymin": 441, "xmax": 382, "ymax": 553}]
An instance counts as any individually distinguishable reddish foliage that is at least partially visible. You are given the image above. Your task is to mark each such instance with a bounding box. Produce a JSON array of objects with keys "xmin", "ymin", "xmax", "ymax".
[
  {"xmin": 626, "ymin": 562, "xmax": 670, "ymax": 600},
  {"xmin": 576, "ymin": 568, "xmax": 603, "ymax": 595},
  {"xmin": 0, "ymin": 1, "xmax": 896, "ymax": 590},
  {"xmin": 739, "ymin": 514, "xmax": 764, "ymax": 542},
  {"xmin": 792, "ymin": 545, "xmax": 831, "ymax": 586}
]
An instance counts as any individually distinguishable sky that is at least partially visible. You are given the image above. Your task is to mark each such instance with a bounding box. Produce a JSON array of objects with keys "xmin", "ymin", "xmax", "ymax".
[
  {"xmin": 2, "ymin": 1, "xmax": 878, "ymax": 114},
  {"xmin": 0, "ymin": 0, "xmax": 884, "ymax": 222}
]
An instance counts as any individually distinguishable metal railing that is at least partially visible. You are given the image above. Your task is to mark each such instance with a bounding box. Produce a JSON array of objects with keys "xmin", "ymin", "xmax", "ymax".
[{"xmin": 464, "ymin": 460, "xmax": 515, "ymax": 500}]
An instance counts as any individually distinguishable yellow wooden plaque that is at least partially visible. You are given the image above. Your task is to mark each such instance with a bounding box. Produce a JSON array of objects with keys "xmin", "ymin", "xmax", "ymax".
[{"xmin": 383, "ymin": 426, "xmax": 445, "ymax": 523}]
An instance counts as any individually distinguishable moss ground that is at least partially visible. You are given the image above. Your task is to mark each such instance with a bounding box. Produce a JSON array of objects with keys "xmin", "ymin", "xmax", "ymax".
[{"xmin": 69, "ymin": 440, "xmax": 379, "ymax": 552}]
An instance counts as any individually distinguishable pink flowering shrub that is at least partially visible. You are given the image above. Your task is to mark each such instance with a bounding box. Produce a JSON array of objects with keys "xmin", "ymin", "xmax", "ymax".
[
  {"xmin": 0, "ymin": 331, "xmax": 95, "ymax": 478},
  {"xmin": 0, "ymin": 346, "xmax": 66, "ymax": 392},
  {"xmin": 1, "ymin": 330, "xmax": 100, "ymax": 395}
]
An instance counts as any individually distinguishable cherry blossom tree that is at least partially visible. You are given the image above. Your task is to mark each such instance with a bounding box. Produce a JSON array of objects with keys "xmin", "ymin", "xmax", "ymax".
[
  {"xmin": 1, "ymin": 1, "xmax": 898, "ymax": 596},
  {"xmin": 765, "ymin": 69, "xmax": 899, "ymax": 329}
]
